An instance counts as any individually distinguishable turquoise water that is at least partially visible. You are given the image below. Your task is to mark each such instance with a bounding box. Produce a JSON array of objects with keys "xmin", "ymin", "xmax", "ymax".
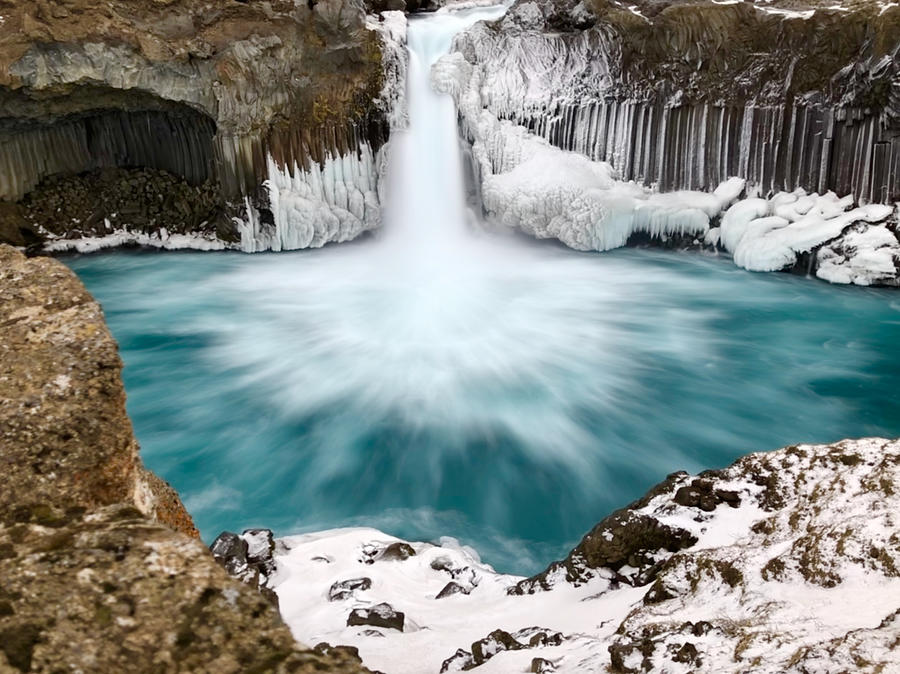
[{"xmin": 65, "ymin": 242, "xmax": 900, "ymax": 574}]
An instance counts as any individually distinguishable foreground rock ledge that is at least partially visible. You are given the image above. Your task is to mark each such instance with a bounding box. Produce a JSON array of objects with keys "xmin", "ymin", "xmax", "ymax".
[{"xmin": 0, "ymin": 245, "xmax": 369, "ymax": 673}]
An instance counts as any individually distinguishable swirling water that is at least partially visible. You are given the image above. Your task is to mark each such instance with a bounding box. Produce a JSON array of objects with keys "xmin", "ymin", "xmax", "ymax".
[
  {"xmin": 65, "ymin": 243, "xmax": 900, "ymax": 574},
  {"xmin": 64, "ymin": 8, "xmax": 900, "ymax": 574}
]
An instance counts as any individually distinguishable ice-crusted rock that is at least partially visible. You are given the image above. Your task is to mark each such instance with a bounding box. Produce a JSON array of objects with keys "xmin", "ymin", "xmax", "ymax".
[
  {"xmin": 268, "ymin": 438, "xmax": 900, "ymax": 673},
  {"xmin": 448, "ymin": 0, "xmax": 900, "ymax": 202},
  {"xmin": 0, "ymin": 0, "xmax": 409, "ymax": 253}
]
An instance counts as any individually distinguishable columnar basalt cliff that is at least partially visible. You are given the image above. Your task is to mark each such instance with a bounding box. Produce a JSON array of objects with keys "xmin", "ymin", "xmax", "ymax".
[
  {"xmin": 0, "ymin": 0, "xmax": 407, "ymax": 252},
  {"xmin": 451, "ymin": 0, "xmax": 900, "ymax": 201},
  {"xmin": 0, "ymin": 244, "xmax": 370, "ymax": 673},
  {"xmin": 439, "ymin": 0, "xmax": 900, "ymax": 284}
]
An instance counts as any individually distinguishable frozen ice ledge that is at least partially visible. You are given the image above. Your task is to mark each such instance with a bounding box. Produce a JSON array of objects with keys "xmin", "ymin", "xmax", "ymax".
[{"xmin": 215, "ymin": 437, "xmax": 900, "ymax": 674}]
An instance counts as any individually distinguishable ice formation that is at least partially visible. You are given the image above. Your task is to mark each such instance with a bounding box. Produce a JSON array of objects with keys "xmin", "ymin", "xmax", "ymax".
[
  {"xmin": 236, "ymin": 148, "xmax": 385, "ymax": 253},
  {"xmin": 718, "ymin": 189, "xmax": 897, "ymax": 275},
  {"xmin": 434, "ymin": 49, "xmax": 748, "ymax": 251},
  {"xmin": 263, "ymin": 438, "xmax": 900, "ymax": 674}
]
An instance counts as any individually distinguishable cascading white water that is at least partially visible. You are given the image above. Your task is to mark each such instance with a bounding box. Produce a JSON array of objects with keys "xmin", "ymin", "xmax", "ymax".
[{"xmin": 382, "ymin": 6, "xmax": 508, "ymax": 249}]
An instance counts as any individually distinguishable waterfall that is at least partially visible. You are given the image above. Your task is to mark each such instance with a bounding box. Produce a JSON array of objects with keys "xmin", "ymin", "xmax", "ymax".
[{"xmin": 381, "ymin": 6, "xmax": 508, "ymax": 250}]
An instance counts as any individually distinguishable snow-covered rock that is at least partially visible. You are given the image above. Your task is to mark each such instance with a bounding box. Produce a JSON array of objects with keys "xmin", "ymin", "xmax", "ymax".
[
  {"xmin": 266, "ymin": 438, "xmax": 900, "ymax": 673},
  {"xmin": 817, "ymin": 223, "xmax": 900, "ymax": 286},
  {"xmin": 716, "ymin": 189, "xmax": 899, "ymax": 280}
]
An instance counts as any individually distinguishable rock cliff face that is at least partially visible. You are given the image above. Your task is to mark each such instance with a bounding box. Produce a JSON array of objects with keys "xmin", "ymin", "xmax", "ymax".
[
  {"xmin": 0, "ymin": 244, "xmax": 370, "ymax": 673},
  {"xmin": 440, "ymin": 0, "xmax": 900, "ymax": 284},
  {"xmin": 0, "ymin": 0, "xmax": 406, "ymax": 252},
  {"xmin": 451, "ymin": 0, "xmax": 900, "ymax": 201}
]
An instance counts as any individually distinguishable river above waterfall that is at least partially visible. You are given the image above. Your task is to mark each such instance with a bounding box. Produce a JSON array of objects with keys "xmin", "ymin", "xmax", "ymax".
[{"xmin": 64, "ymin": 242, "xmax": 900, "ymax": 574}]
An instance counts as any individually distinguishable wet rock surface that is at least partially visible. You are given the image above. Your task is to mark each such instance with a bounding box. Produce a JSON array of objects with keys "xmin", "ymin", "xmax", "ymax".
[
  {"xmin": 0, "ymin": 245, "xmax": 370, "ymax": 673},
  {"xmin": 347, "ymin": 603, "xmax": 405, "ymax": 631}
]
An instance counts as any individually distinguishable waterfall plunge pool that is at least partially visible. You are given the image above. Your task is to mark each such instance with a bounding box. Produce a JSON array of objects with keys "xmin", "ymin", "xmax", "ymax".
[{"xmin": 64, "ymin": 242, "xmax": 900, "ymax": 575}]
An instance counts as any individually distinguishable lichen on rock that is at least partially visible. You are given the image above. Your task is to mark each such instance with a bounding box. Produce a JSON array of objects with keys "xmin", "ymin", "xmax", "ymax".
[{"xmin": 0, "ymin": 244, "xmax": 371, "ymax": 673}]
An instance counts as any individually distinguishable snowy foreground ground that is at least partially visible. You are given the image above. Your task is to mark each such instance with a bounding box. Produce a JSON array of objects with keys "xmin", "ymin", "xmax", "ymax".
[{"xmin": 228, "ymin": 439, "xmax": 900, "ymax": 673}]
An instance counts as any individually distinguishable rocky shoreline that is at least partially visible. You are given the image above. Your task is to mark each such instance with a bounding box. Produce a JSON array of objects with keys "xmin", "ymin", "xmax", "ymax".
[
  {"xmin": 216, "ymin": 438, "xmax": 900, "ymax": 673},
  {"xmin": 213, "ymin": 438, "xmax": 900, "ymax": 674}
]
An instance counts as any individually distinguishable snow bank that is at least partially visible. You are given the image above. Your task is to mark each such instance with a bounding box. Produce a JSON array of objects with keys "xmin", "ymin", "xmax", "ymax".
[
  {"xmin": 269, "ymin": 438, "xmax": 900, "ymax": 674},
  {"xmin": 42, "ymin": 224, "xmax": 230, "ymax": 253}
]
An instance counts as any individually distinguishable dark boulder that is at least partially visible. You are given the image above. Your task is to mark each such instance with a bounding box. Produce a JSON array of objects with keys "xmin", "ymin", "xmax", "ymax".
[
  {"xmin": 329, "ymin": 577, "xmax": 373, "ymax": 602},
  {"xmin": 347, "ymin": 603, "xmax": 405, "ymax": 631},
  {"xmin": 436, "ymin": 581, "xmax": 470, "ymax": 599}
]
